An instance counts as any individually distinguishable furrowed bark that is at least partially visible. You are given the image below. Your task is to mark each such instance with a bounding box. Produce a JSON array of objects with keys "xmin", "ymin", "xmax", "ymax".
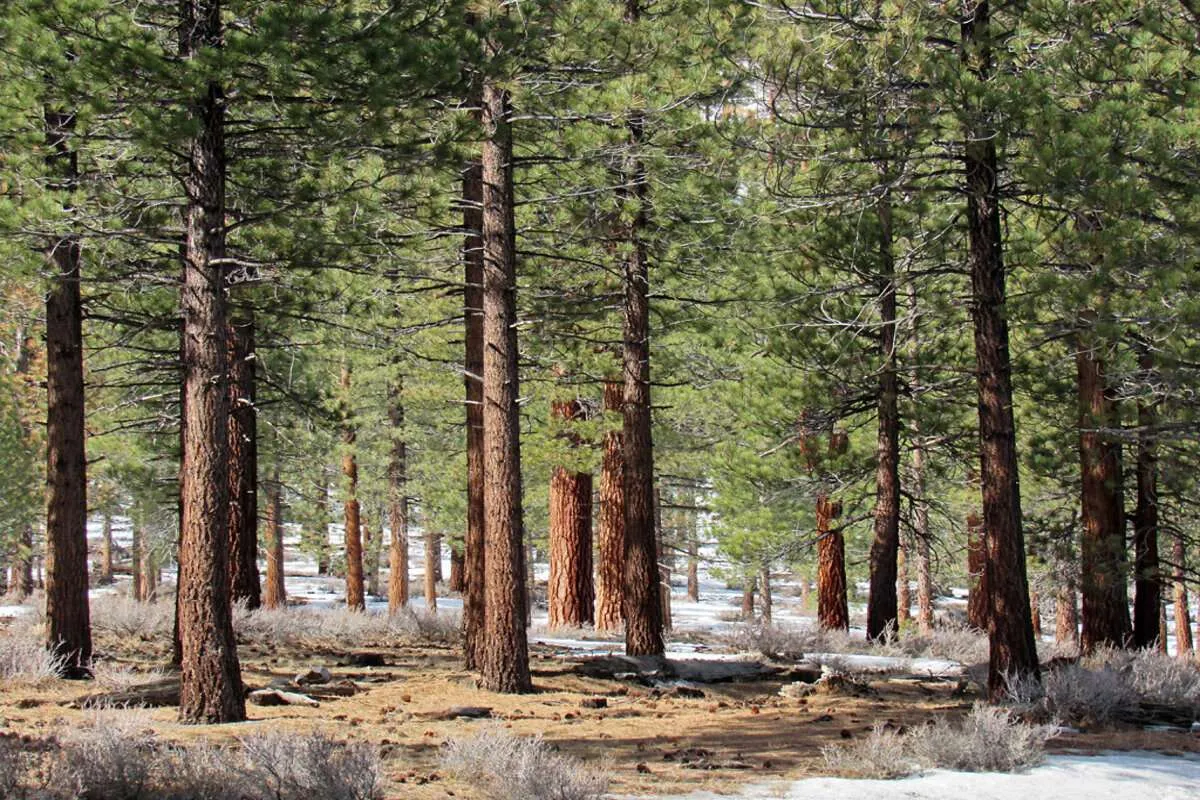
[
  {"xmin": 226, "ymin": 316, "xmax": 260, "ymax": 610},
  {"xmin": 817, "ymin": 494, "xmax": 848, "ymax": 631},
  {"xmin": 595, "ymin": 380, "xmax": 626, "ymax": 632}
]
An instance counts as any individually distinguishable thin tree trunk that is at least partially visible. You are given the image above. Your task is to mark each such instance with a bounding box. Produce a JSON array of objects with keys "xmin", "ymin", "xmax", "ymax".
[
  {"xmin": 548, "ymin": 399, "xmax": 595, "ymax": 629},
  {"xmin": 478, "ymin": 74, "xmax": 530, "ymax": 692},
  {"xmin": 388, "ymin": 375, "xmax": 410, "ymax": 613},
  {"xmin": 966, "ymin": 513, "xmax": 989, "ymax": 631},
  {"xmin": 1055, "ymin": 585, "xmax": 1079, "ymax": 650},
  {"xmin": 43, "ymin": 109, "xmax": 91, "ymax": 674},
  {"xmin": 595, "ymin": 380, "xmax": 626, "ymax": 632},
  {"xmin": 656, "ymin": 487, "xmax": 671, "ymax": 632},
  {"xmin": 1030, "ymin": 591, "xmax": 1042, "ymax": 637},
  {"xmin": 424, "ymin": 529, "xmax": 438, "ymax": 613},
  {"xmin": 365, "ymin": 512, "xmax": 382, "ymax": 598},
  {"xmin": 98, "ymin": 514, "xmax": 113, "ymax": 585},
  {"xmin": 759, "ymin": 565, "xmax": 772, "ymax": 624},
  {"xmin": 141, "ymin": 546, "xmax": 157, "ymax": 601},
  {"xmin": 620, "ymin": 1, "xmax": 663, "ymax": 657},
  {"xmin": 176, "ymin": 0, "xmax": 244, "ymax": 723},
  {"xmin": 226, "ymin": 316, "xmax": 260, "ymax": 609},
  {"xmin": 1076, "ymin": 330, "xmax": 1131, "ymax": 652},
  {"xmin": 9, "ymin": 333, "xmax": 34, "ymax": 601},
  {"xmin": 897, "ymin": 541, "xmax": 911, "ymax": 627},
  {"xmin": 1157, "ymin": 601, "xmax": 1169, "ymax": 655},
  {"xmin": 315, "ymin": 469, "xmax": 331, "ymax": 576},
  {"xmin": 741, "ymin": 573, "xmax": 756, "ymax": 619},
  {"xmin": 961, "ymin": 0, "xmax": 1040, "ymax": 700},
  {"xmin": 263, "ymin": 472, "xmax": 285, "ymax": 610},
  {"xmin": 911, "ymin": 438, "xmax": 934, "ymax": 634},
  {"xmin": 132, "ymin": 524, "xmax": 145, "ymax": 602},
  {"xmin": 1132, "ymin": 344, "xmax": 1161, "ymax": 649},
  {"xmin": 340, "ymin": 364, "xmax": 364, "ymax": 612},
  {"xmin": 1173, "ymin": 533, "xmax": 1193, "ymax": 657},
  {"xmin": 687, "ymin": 533, "xmax": 699, "ymax": 603},
  {"xmin": 867, "ymin": 198, "xmax": 900, "ymax": 642},
  {"xmin": 462, "ymin": 154, "xmax": 486, "ymax": 668},
  {"xmin": 817, "ymin": 494, "xmax": 848, "ymax": 631}
]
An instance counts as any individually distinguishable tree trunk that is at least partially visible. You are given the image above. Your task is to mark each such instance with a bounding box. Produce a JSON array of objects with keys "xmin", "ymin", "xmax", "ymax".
[
  {"xmin": 9, "ymin": 334, "xmax": 34, "ymax": 602},
  {"xmin": 449, "ymin": 546, "xmax": 465, "ymax": 593},
  {"xmin": 961, "ymin": 0, "xmax": 1040, "ymax": 700},
  {"xmin": 43, "ymin": 113, "xmax": 92, "ymax": 675},
  {"xmin": 1030, "ymin": 591, "xmax": 1042, "ymax": 637},
  {"xmin": 1132, "ymin": 345, "xmax": 1161, "ymax": 649},
  {"xmin": 99, "ymin": 514, "xmax": 113, "ymax": 585},
  {"xmin": 656, "ymin": 488, "xmax": 671, "ymax": 632},
  {"xmin": 340, "ymin": 364, "xmax": 365, "ymax": 612},
  {"xmin": 759, "ymin": 565, "xmax": 772, "ymax": 624},
  {"xmin": 897, "ymin": 541, "xmax": 911, "ymax": 627},
  {"xmin": 1076, "ymin": 331, "xmax": 1131, "ymax": 652},
  {"xmin": 911, "ymin": 436, "xmax": 934, "ymax": 634},
  {"xmin": 1172, "ymin": 533, "xmax": 1193, "ymax": 657},
  {"xmin": 388, "ymin": 376, "xmax": 410, "ymax": 613},
  {"xmin": 365, "ymin": 512, "xmax": 382, "ymax": 598},
  {"xmin": 867, "ymin": 201, "xmax": 900, "ymax": 643},
  {"xmin": 424, "ymin": 529, "xmax": 438, "ymax": 613},
  {"xmin": 816, "ymin": 494, "xmax": 848, "ymax": 631},
  {"xmin": 263, "ymin": 472, "xmax": 285, "ymax": 610},
  {"xmin": 966, "ymin": 513, "xmax": 989, "ymax": 631},
  {"xmin": 1055, "ymin": 585, "xmax": 1079, "ymax": 649},
  {"xmin": 132, "ymin": 524, "xmax": 145, "ymax": 602},
  {"xmin": 548, "ymin": 399, "xmax": 595, "ymax": 629},
  {"xmin": 741, "ymin": 574, "xmax": 756, "ymax": 619},
  {"xmin": 315, "ymin": 470, "xmax": 331, "ymax": 576},
  {"xmin": 619, "ymin": 3, "xmax": 663, "ymax": 656},
  {"xmin": 226, "ymin": 316, "xmax": 260, "ymax": 610},
  {"xmin": 595, "ymin": 380, "xmax": 626, "ymax": 632},
  {"xmin": 462, "ymin": 154, "xmax": 486, "ymax": 668},
  {"xmin": 141, "ymin": 547, "xmax": 157, "ymax": 601},
  {"xmin": 687, "ymin": 533, "xmax": 699, "ymax": 603},
  {"xmin": 176, "ymin": 0, "xmax": 245, "ymax": 723},
  {"xmin": 478, "ymin": 76, "xmax": 531, "ymax": 692},
  {"xmin": 1157, "ymin": 601, "xmax": 1169, "ymax": 655}
]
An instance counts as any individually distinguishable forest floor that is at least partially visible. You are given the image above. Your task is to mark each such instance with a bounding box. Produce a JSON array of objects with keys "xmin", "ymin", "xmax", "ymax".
[{"xmin": 2, "ymin": 618, "xmax": 1199, "ymax": 799}]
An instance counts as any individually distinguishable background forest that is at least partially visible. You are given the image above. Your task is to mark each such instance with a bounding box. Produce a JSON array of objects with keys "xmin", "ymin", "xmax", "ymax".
[{"xmin": 1, "ymin": 0, "xmax": 1199, "ymax": 720}]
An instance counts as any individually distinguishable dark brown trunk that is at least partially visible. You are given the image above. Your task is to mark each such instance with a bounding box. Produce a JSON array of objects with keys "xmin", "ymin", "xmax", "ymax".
[
  {"xmin": 43, "ymin": 109, "xmax": 91, "ymax": 675},
  {"xmin": 1173, "ymin": 534, "xmax": 1193, "ymax": 657},
  {"xmin": 226, "ymin": 317, "xmax": 260, "ymax": 609},
  {"xmin": 263, "ymin": 471, "xmax": 285, "ymax": 609},
  {"xmin": 962, "ymin": 0, "xmax": 1040, "ymax": 699},
  {"xmin": 1055, "ymin": 585, "xmax": 1079, "ymax": 649},
  {"xmin": 966, "ymin": 513, "xmax": 989, "ymax": 631},
  {"xmin": 176, "ymin": 0, "xmax": 244, "ymax": 723},
  {"xmin": 462, "ymin": 153, "xmax": 486, "ymax": 667},
  {"xmin": 1076, "ymin": 332, "xmax": 1131, "ymax": 652},
  {"xmin": 741, "ymin": 574, "xmax": 756, "ymax": 619},
  {"xmin": 315, "ymin": 469, "xmax": 331, "ymax": 576},
  {"xmin": 595, "ymin": 380, "xmax": 626, "ymax": 632},
  {"xmin": 816, "ymin": 494, "xmax": 848, "ymax": 631},
  {"xmin": 656, "ymin": 488, "xmax": 671, "ymax": 632},
  {"xmin": 424, "ymin": 529, "xmax": 439, "ymax": 613},
  {"xmin": 759, "ymin": 565, "xmax": 772, "ymax": 624},
  {"xmin": 449, "ymin": 546, "xmax": 465, "ymax": 593},
  {"xmin": 340, "ymin": 364, "xmax": 364, "ymax": 612},
  {"xmin": 619, "ymin": 7, "xmax": 663, "ymax": 654},
  {"xmin": 478, "ymin": 76, "xmax": 531, "ymax": 692},
  {"xmin": 867, "ymin": 204, "xmax": 900, "ymax": 643},
  {"xmin": 1030, "ymin": 590, "xmax": 1042, "ymax": 637},
  {"xmin": 1132, "ymin": 345, "xmax": 1161, "ymax": 649},
  {"xmin": 548, "ymin": 399, "xmax": 595, "ymax": 629},
  {"xmin": 387, "ymin": 376, "xmax": 410, "ymax": 613}
]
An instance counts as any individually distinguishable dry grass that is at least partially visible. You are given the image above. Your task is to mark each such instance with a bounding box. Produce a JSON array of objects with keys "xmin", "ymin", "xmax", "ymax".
[
  {"xmin": 0, "ymin": 628, "xmax": 64, "ymax": 686},
  {"xmin": 442, "ymin": 727, "xmax": 609, "ymax": 800}
]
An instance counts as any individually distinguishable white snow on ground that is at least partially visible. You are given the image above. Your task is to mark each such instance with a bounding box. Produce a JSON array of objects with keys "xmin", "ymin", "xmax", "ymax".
[{"xmin": 650, "ymin": 753, "xmax": 1200, "ymax": 800}]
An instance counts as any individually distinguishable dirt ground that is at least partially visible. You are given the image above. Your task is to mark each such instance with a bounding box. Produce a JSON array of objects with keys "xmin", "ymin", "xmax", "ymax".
[{"xmin": 3, "ymin": 631, "xmax": 1199, "ymax": 799}]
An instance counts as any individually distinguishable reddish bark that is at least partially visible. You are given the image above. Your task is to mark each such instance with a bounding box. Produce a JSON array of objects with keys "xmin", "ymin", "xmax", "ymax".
[
  {"xmin": 962, "ymin": 0, "xmax": 1040, "ymax": 699},
  {"xmin": 462, "ymin": 155, "xmax": 486, "ymax": 668},
  {"xmin": 1055, "ymin": 585, "xmax": 1079, "ymax": 649},
  {"xmin": 1076, "ymin": 332, "xmax": 1131, "ymax": 652},
  {"xmin": 177, "ymin": 0, "xmax": 245, "ymax": 722},
  {"xmin": 966, "ymin": 514, "xmax": 989, "ymax": 631},
  {"xmin": 548, "ymin": 399, "xmax": 595, "ymax": 629},
  {"xmin": 341, "ymin": 364, "xmax": 364, "ymax": 612},
  {"xmin": 1173, "ymin": 533, "xmax": 1193, "ymax": 657},
  {"xmin": 425, "ymin": 529, "xmax": 439, "ymax": 613},
  {"xmin": 817, "ymin": 494, "xmax": 848, "ymax": 631},
  {"xmin": 478, "ymin": 76, "xmax": 531, "ymax": 692},
  {"xmin": 263, "ymin": 473, "xmax": 285, "ymax": 610},
  {"xmin": 43, "ymin": 143, "xmax": 91, "ymax": 675},
  {"xmin": 595, "ymin": 380, "xmax": 626, "ymax": 632},
  {"xmin": 388, "ymin": 377, "xmax": 410, "ymax": 613},
  {"xmin": 449, "ymin": 546, "xmax": 465, "ymax": 593}
]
